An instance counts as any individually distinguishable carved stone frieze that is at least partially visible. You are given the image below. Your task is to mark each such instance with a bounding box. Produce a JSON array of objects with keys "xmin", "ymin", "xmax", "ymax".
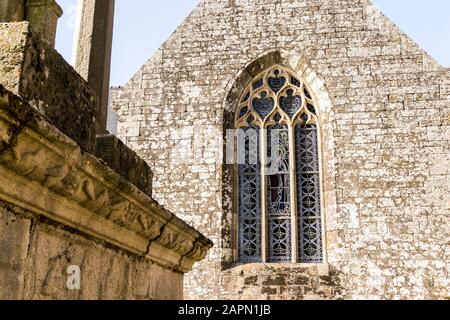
[{"xmin": 0, "ymin": 85, "xmax": 213, "ymax": 272}]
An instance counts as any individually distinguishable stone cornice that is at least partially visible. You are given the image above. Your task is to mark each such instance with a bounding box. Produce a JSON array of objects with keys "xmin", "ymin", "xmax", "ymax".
[{"xmin": 0, "ymin": 85, "xmax": 213, "ymax": 273}]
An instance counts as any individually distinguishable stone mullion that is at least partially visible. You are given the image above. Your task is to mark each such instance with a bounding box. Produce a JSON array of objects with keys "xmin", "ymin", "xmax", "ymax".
[
  {"xmin": 316, "ymin": 123, "xmax": 327, "ymax": 264},
  {"xmin": 260, "ymin": 127, "xmax": 268, "ymax": 263},
  {"xmin": 233, "ymin": 139, "xmax": 239, "ymax": 263},
  {"xmin": 288, "ymin": 124, "xmax": 299, "ymax": 263}
]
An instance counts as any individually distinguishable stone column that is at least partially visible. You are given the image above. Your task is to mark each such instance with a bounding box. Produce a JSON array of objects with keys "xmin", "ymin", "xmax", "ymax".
[
  {"xmin": 73, "ymin": 0, "xmax": 115, "ymax": 134},
  {"xmin": 0, "ymin": 0, "xmax": 26, "ymax": 22},
  {"xmin": 25, "ymin": 0, "xmax": 63, "ymax": 47}
]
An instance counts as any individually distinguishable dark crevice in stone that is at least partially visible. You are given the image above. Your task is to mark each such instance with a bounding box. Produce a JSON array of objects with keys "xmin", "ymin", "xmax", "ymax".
[
  {"xmin": 0, "ymin": 112, "xmax": 32, "ymax": 158},
  {"xmin": 172, "ymin": 237, "xmax": 201, "ymax": 274},
  {"xmin": 143, "ymin": 215, "xmax": 175, "ymax": 259},
  {"xmin": 25, "ymin": 215, "xmax": 35, "ymax": 260}
]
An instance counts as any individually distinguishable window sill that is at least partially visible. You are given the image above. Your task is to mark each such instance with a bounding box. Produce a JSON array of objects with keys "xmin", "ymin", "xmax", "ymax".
[{"xmin": 224, "ymin": 262, "xmax": 330, "ymax": 276}]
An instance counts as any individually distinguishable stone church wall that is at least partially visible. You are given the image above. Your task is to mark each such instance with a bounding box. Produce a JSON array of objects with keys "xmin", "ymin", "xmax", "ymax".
[{"xmin": 113, "ymin": 0, "xmax": 449, "ymax": 300}]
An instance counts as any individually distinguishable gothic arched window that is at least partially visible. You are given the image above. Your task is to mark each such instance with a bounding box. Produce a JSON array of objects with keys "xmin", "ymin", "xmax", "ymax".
[{"xmin": 236, "ymin": 65, "xmax": 324, "ymax": 264}]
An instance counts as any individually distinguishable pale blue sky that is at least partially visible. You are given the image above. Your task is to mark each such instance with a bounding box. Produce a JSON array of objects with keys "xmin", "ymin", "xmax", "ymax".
[{"xmin": 56, "ymin": 0, "xmax": 450, "ymax": 86}]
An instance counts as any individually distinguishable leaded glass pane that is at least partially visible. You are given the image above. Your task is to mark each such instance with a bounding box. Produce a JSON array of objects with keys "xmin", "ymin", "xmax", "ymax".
[
  {"xmin": 304, "ymin": 88, "xmax": 312, "ymax": 99},
  {"xmin": 253, "ymin": 79, "xmax": 264, "ymax": 90},
  {"xmin": 295, "ymin": 124, "xmax": 323, "ymax": 263},
  {"xmin": 238, "ymin": 125, "xmax": 261, "ymax": 263},
  {"xmin": 307, "ymin": 103, "xmax": 317, "ymax": 115},
  {"xmin": 239, "ymin": 106, "xmax": 248, "ymax": 118},
  {"xmin": 252, "ymin": 91, "xmax": 275, "ymax": 118},
  {"xmin": 291, "ymin": 77, "xmax": 301, "ymax": 87},
  {"xmin": 268, "ymin": 70, "xmax": 287, "ymax": 93},
  {"xmin": 280, "ymin": 89, "xmax": 302, "ymax": 118},
  {"xmin": 267, "ymin": 124, "xmax": 292, "ymax": 262}
]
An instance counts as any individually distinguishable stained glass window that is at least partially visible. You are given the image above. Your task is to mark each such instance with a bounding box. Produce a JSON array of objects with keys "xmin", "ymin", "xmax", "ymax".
[
  {"xmin": 296, "ymin": 124, "xmax": 323, "ymax": 263},
  {"xmin": 267, "ymin": 124, "xmax": 291, "ymax": 262},
  {"xmin": 236, "ymin": 65, "xmax": 323, "ymax": 264},
  {"xmin": 238, "ymin": 125, "xmax": 261, "ymax": 263}
]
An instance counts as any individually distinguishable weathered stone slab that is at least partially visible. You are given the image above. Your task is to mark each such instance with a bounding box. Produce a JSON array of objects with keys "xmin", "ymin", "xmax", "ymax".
[
  {"xmin": 0, "ymin": 205, "xmax": 32, "ymax": 300},
  {"xmin": 0, "ymin": 22, "xmax": 98, "ymax": 152},
  {"xmin": 219, "ymin": 264, "xmax": 340, "ymax": 300},
  {"xmin": 25, "ymin": 0, "xmax": 63, "ymax": 47},
  {"xmin": 20, "ymin": 223, "xmax": 184, "ymax": 300},
  {"xmin": 95, "ymin": 134, "xmax": 153, "ymax": 197},
  {"xmin": 0, "ymin": 0, "xmax": 25, "ymax": 22}
]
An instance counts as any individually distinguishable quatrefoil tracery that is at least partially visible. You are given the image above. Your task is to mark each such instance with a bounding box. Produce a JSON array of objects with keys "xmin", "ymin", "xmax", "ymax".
[{"xmin": 236, "ymin": 65, "xmax": 318, "ymax": 128}]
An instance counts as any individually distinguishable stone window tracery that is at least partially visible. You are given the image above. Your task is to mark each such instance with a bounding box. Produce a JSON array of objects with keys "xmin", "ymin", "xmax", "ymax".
[{"xmin": 236, "ymin": 65, "xmax": 324, "ymax": 264}]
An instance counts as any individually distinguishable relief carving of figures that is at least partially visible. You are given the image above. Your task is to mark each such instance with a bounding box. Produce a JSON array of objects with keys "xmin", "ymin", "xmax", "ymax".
[
  {"xmin": 132, "ymin": 212, "xmax": 162, "ymax": 240},
  {"xmin": 159, "ymin": 227, "xmax": 193, "ymax": 256}
]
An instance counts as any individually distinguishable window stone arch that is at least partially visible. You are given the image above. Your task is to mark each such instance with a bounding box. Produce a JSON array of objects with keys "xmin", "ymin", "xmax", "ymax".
[
  {"xmin": 235, "ymin": 64, "xmax": 323, "ymax": 263},
  {"xmin": 222, "ymin": 50, "xmax": 338, "ymax": 267}
]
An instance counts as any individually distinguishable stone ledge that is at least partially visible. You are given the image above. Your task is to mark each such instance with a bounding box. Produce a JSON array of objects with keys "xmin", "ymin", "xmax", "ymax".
[
  {"xmin": 95, "ymin": 134, "xmax": 153, "ymax": 197},
  {"xmin": 0, "ymin": 22, "xmax": 98, "ymax": 152},
  {"xmin": 224, "ymin": 263, "xmax": 330, "ymax": 276},
  {"xmin": 0, "ymin": 85, "xmax": 213, "ymax": 273}
]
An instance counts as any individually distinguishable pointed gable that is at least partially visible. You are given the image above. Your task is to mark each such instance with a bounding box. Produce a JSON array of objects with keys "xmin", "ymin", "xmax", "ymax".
[{"xmin": 112, "ymin": 0, "xmax": 450, "ymax": 300}]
